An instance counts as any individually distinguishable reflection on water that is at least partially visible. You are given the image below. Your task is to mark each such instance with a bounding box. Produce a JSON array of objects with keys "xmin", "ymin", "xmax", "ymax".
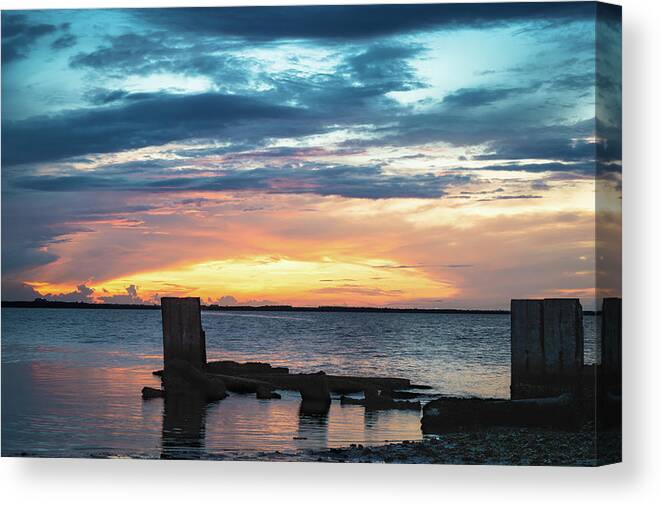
[
  {"xmin": 1, "ymin": 361, "xmax": 423, "ymax": 458},
  {"xmin": 1, "ymin": 308, "xmax": 598, "ymax": 458},
  {"xmin": 161, "ymin": 393, "xmax": 206, "ymax": 459}
]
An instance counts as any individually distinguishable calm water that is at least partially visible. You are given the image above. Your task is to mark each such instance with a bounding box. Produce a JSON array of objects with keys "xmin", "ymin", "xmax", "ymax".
[{"xmin": 1, "ymin": 308, "xmax": 597, "ymax": 458}]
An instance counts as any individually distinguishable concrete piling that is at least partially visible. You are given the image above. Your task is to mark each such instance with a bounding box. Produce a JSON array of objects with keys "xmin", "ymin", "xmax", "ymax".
[
  {"xmin": 511, "ymin": 298, "xmax": 583, "ymax": 399},
  {"xmin": 510, "ymin": 300, "xmax": 544, "ymax": 400},
  {"xmin": 542, "ymin": 298, "xmax": 584, "ymax": 390},
  {"xmin": 161, "ymin": 297, "xmax": 207, "ymax": 370}
]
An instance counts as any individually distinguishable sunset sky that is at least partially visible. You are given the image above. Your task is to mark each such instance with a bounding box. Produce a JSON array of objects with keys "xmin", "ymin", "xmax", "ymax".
[{"xmin": 1, "ymin": 4, "xmax": 621, "ymax": 309}]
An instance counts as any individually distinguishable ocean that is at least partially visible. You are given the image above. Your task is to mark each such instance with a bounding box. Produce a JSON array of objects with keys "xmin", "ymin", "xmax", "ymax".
[{"xmin": 0, "ymin": 308, "xmax": 598, "ymax": 458}]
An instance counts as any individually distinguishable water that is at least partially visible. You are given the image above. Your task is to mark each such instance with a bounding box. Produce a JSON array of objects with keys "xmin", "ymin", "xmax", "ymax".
[{"xmin": 0, "ymin": 308, "xmax": 597, "ymax": 458}]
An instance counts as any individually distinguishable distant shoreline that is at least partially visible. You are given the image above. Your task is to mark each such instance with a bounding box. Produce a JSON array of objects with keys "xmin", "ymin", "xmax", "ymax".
[{"xmin": 0, "ymin": 299, "xmax": 598, "ymax": 315}]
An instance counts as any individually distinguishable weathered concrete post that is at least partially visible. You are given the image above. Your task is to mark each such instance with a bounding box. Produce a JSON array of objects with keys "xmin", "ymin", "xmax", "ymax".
[
  {"xmin": 542, "ymin": 298, "xmax": 584, "ymax": 393},
  {"xmin": 511, "ymin": 298, "xmax": 583, "ymax": 399},
  {"xmin": 511, "ymin": 299, "xmax": 544, "ymax": 399},
  {"xmin": 600, "ymin": 297, "xmax": 622, "ymax": 394},
  {"xmin": 159, "ymin": 297, "xmax": 226, "ymax": 402},
  {"xmin": 161, "ymin": 297, "xmax": 207, "ymax": 370}
]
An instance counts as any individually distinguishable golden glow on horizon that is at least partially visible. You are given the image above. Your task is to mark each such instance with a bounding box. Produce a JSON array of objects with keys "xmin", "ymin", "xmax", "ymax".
[
  {"xmin": 29, "ymin": 255, "xmax": 456, "ymax": 307},
  {"xmin": 18, "ymin": 168, "xmax": 619, "ymax": 308}
]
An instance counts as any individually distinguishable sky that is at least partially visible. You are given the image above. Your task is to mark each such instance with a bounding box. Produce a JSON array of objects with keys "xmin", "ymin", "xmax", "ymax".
[{"xmin": 1, "ymin": 3, "xmax": 621, "ymax": 309}]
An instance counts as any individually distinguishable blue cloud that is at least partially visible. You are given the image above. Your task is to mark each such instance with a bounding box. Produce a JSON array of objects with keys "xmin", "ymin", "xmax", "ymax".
[
  {"xmin": 2, "ymin": 92, "xmax": 307, "ymax": 166},
  {"xmin": 12, "ymin": 163, "xmax": 471, "ymax": 200},
  {"xmin": 138, "ymin": 4, "xmax": 597, "ymax": 40},
  {"xmin": 1, "ymin": 13, "xmax": 59, "ymax": 62}
]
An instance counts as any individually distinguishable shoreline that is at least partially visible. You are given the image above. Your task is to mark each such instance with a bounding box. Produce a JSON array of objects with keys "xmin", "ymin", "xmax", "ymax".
[{"xmin": 4, "ymin": 428, "xmax": 621, "ymax": 466}]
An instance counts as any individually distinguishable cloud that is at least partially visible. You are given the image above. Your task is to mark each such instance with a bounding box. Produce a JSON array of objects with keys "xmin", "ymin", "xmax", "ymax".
[
  {"xmin": 208, "ymin": 295, "xmax": 238, "ymax": 305},
  {"xmin": 13, "ymin": 164, "xmax": 470, "ymax": 200},
  {"xmin": 51, "ymin": 33, "xmax": 77, "ymax": 50},
  {"xmin": 1, "ymin": 280, "xmax": 152, "ymax": 304},
  {"xmin": 475, "ymin": 194, "xmax": 543, "ymax": 202},
  {"xmin": 138, "ymin": 4, "xmax": 596, "ymax": 40},
  {"xmin": 468, "ymin": 161, "xmax": 598, "ymax": 174},
  {"xmin": 2, "ymin": 92, "xmax": 306, "ymax": 166},
  {"xmin": 43, "ymin": 284, "xmax": 95, "ymax": 302},
  {"xmin": 206, "ymin": 295, "xmax": 279, "ymax": 306},
  {"xmin": 97, "ymin": 284, "xmax": 149, "ymax": 304},
  {"xmin": 1, "ymin": 203, "xmax": 93, "ymax": 275},
  {"xmin": 1, "ymin": 280, "xmax": 42, "ymax": 301},
  {"xmin": 442, "ymin": 86, "xmax": 530, "ymax": 107},
  {"xmin": 341, "ymin": 44, "xmax": 425, "ymax": 93},
  {"xmin": 1, "ymin": 14, "xmax": 59, "ymax": 63},
  {"xmin": 314, "ymin": 284, "xmax": 404, "ymax": 297}
]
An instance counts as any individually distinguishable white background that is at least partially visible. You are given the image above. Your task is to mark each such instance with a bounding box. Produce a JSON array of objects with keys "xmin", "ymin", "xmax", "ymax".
[{"xmin": 0, "ymin": 0, "xmax": 659, "ymax": 504}]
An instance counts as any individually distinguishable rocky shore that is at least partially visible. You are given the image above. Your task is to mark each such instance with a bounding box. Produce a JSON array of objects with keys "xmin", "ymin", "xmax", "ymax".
[
  {"xmin": 8, "ymin": 427, "xmax": 621, "ymax": 466},
  {"xmin": 225, "ymin": 427, "xmax": 622, "ymax": 466}
]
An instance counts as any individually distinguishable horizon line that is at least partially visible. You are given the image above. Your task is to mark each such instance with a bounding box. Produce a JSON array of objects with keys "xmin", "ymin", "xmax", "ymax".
[{"xmin": 1, "ymin": 299, "xmax": 602, "ymax": 314}]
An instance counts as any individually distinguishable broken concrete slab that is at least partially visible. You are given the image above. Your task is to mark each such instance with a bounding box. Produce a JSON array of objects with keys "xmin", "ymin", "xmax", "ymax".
[
  {"xmin": 340, "ymin": 395, "xmax": 421, "ymax": 411},
  {"xmin": 421, "ymin": 393, "xmax": 582, "ymax": 433},
  {"xmin": 298, "ymin": 372, "xmax": 331, "ymax": 404},
  {"xmin": 206, "ymin": 360, "xmax": 289, "ymax": 376},
  {"xmin": 162, "ymin": 359, "xmax": 227, "ymax": 402},
  {"xmin": 228, "ymin": 370, "xmax": 416, "ymax": 394}
]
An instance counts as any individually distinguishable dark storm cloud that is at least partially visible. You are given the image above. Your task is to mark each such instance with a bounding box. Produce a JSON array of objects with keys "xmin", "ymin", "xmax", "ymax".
[
  {"xmin": 13, "ymin": 164, "xmax": 471, "ymax": 200},
  {"xmin": 137, "ymin": 3, "xmax": 596, "ymax": 40},
  {"xmin": 1, "ymin": 13, "xmax": 59, "ymax": 62},
  {"xmin": 1, "ymin": 92, "xmax": 307, "ymax": 166}
]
